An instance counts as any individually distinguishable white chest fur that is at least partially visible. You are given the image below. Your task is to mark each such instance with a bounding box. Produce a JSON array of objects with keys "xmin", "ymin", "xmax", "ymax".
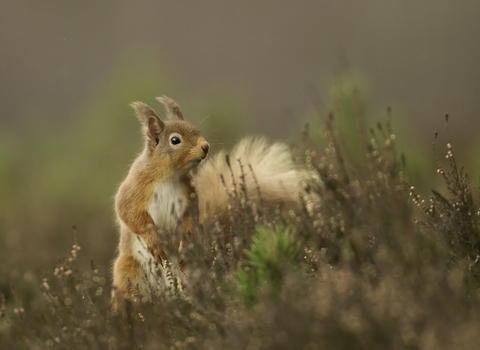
[{"xmin": 147, "ymin": 178, "xmax": 186, "ymax": 231}]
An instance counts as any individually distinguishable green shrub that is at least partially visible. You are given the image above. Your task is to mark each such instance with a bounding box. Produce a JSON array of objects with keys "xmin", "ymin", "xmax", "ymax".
[{"xmin": 234, "ymin": 225, "xmax": 301, "ymax": 306}]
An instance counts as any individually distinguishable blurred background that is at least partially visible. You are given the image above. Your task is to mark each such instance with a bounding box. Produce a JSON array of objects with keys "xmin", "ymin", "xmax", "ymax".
[{"xmin": 1, "ymin": 1, "xmax": 480, "ymax": 275}]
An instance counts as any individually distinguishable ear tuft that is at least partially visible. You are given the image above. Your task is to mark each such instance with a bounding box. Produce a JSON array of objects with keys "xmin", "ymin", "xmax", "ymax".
[
  {"xmin": 156, "ymin": 95, "xmax": 184, "ymax": 120},
  {"xmin": 130, "ymin": 102, "xmax": 158, "ymax": 123},
  {"xmin": 130, "ymin": 101, "xmax": 164, "ymax": 144}
]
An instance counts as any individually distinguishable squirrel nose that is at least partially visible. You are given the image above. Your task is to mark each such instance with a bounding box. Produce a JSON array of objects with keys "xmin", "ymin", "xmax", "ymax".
[{"xmin": 201, "ymin": 142, "xmax": 210, "ymax": 154}]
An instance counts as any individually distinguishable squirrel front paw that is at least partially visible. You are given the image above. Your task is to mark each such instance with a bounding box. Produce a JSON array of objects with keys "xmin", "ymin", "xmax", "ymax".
[{"xmin": 150, "ymin": 246, "xmax": 168, "ymax": 266}]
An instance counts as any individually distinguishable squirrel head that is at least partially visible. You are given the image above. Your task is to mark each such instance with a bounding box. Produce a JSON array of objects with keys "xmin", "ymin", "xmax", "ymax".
[{"xmin": 131, "ymin": 96, "xmax": 210, "ymax": 175}]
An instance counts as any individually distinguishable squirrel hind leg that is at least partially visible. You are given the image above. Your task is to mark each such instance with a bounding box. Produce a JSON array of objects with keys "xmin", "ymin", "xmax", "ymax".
[{"xmin": 111, "ymin": 254, "xmax": 146, "ymax": 313}]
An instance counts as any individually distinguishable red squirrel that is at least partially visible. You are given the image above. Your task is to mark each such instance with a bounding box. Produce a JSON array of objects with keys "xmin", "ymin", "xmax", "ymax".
[{"xmin": 112, "ymin": 96, "xmax": 303, "ymax": 310}]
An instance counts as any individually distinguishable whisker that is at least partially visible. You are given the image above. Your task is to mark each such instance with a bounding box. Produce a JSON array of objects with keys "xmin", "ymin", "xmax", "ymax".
[
  {"xmin": 200, "ymin": 115, "xmax": 211, "ymax": 125},
  {"xmin": 207, "ymin": 128, "xmax": 220, "ymax": 137},
  {"xmin": 206, "ymin": 139, "xmax": 223, "ymax": 145}
]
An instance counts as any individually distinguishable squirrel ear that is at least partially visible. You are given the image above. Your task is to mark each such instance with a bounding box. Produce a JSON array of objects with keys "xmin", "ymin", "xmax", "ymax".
[
  {"xmin": 156, "ymin": 95, "xmax": 184, "ymax": 120},
  {"xmin": 130, "ymin": 102, "xmax": 165, "ymax": 143}
]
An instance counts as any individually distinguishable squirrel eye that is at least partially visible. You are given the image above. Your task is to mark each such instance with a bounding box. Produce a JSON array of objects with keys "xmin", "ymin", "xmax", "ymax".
[{"xmin": 170, "ymin": 136, "xmax": 181, "ymax": 145}]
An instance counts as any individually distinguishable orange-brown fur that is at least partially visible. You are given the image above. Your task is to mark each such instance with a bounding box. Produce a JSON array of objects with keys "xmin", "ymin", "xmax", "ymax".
[{"xmin": 112, "ymin": 96, "xmax": 208, "ymax": 311}]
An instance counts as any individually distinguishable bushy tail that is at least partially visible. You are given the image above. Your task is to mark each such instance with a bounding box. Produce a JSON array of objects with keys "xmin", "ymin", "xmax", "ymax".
[{"xmin": 193, "ymin": 136, "xmax": 305, "ymax": 221}]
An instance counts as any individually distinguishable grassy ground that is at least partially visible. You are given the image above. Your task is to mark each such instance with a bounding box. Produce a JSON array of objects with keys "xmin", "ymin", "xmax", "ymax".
[{"xmin": 2, "ymin": 107, "xmax": 480, "ymax": 350}]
